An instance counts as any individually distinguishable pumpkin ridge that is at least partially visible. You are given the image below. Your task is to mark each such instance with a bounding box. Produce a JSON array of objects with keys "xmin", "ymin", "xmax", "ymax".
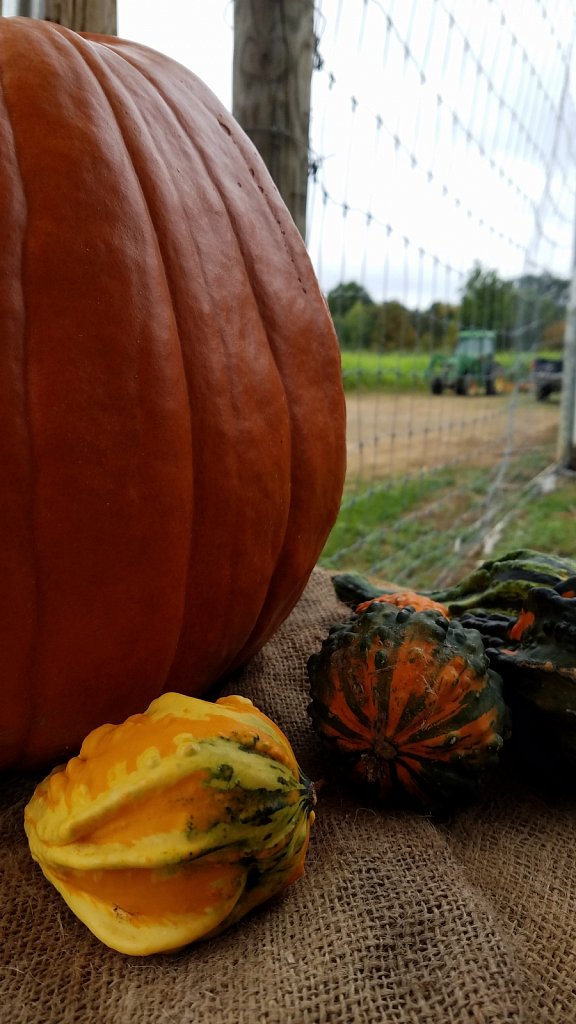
[
  {"xmin": 3, "ymin": 21, "xmax": 200, "ymax": 764},
  {"xmin": 63, "ymin": 30, "xmax": 293, "ymax": 682},
  {"xmin": 0, "ymin": 27, "xmax": 44, "ymax": 763},
  {"xmin": 0, "ymin": 20, "xmax": 345, "ymax": 768},
  {"xmin": 138, "ymin": 55, "xmax": 346, "ymax": 665},
  {"xmin": 95, "ymin": 37, "xmax": 310, "ymax": 680},
  {"xmin": 172, "ymin": 104, "xmax": 300, "ymax": 665},
  {"xmin": 112, "ymin": 32, "xmax": 314, "ymax": 304},
  {"xmin": 60, "ymin": 31, "xmax": 201, "ymax": 685}
]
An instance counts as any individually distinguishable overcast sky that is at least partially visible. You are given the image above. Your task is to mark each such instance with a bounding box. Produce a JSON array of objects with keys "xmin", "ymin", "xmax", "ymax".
[
  {"xmin": 5, "ymin": 0, "xmax": 568, "ymax": 308},
  {"xmin": 118, "ymin": 1, "xmax": 234, "ymax": 108},
  {"xmin": 115, "ymin": 1, "xmax": 576, "ymax": 307}
]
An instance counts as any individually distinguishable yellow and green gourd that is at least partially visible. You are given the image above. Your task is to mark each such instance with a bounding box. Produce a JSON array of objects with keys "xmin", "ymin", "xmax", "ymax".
[{"xmin": 24, "ymin": 693, "xmax": 315, "ymax": 956}]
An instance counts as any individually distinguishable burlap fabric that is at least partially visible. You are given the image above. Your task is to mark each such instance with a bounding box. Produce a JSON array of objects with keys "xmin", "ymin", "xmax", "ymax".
[{"xmin": 2, "ymin": 568, "xmax": 575, "ymax": 1024}]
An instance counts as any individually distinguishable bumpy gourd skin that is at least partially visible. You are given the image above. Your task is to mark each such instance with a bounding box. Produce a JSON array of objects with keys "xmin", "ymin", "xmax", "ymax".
[
  {"xmin": 308, "ymin": 604, "xmax": 508, "ymax": 810},
  {"xmin": 485, "ymin": 580, "xmax": 576, "ymax": 774},
  {"xmin": 24, "ymin": 694, "xmax": 315, "ymax": 956}
]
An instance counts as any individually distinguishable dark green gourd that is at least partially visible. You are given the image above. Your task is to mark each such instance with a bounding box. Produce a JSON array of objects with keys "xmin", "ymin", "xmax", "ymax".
[
  {"xmin": 485, "ymin": 578, "xmax": 576, "ymax": 778},
  {"xmin": 307, "ymin": 603, "xmax": 508, "ymax": 811},
  {"xmin": 332, "ymin": 550, "xmax": 576, "ymax": 617}
]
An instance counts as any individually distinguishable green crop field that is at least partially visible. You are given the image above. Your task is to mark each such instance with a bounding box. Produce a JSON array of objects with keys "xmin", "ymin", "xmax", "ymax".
[{"xmin": 339, "ymin": 349, "xmax": 548, "ymax": 393}]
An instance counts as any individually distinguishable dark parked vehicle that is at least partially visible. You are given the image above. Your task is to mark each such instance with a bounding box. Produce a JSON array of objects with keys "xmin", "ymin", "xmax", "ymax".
[{"xmin": 531, "ymin": 357, "xmax": 563, "ymax": 400}]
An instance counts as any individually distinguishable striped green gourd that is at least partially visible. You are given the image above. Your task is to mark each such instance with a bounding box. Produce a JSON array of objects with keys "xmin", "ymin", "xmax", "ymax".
[
  {"xmin": 332, "ymin": 549, "xmax": 576, "ymax": 617},
  {"xmin": 307, "ymin": 602, "xmax": 508, "ymax": 811}
]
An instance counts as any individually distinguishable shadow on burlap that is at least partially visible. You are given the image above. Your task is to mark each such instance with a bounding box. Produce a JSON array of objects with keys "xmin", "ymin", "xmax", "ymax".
[{"xmin": 2, "ymin": 568, "xmax": 575, "ymax": 1024}]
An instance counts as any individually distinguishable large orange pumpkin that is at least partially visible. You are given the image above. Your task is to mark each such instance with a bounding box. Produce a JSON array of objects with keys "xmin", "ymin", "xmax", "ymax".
[{"xmin": 0, "ymin": 18, "xmax": 346, "ymax": 770}]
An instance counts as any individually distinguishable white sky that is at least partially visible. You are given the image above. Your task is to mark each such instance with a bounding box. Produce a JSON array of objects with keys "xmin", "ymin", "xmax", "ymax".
[
  {"xmin": 118, "ymin": 0, "xmax": 234, "ymax": 109},
  {"xmin": 4, "ymin": 1, "xmax": 574, "ymax": 306},
  {"xmin": 116, "ymin": 0, "xmax": 576, "ymax": 306}
]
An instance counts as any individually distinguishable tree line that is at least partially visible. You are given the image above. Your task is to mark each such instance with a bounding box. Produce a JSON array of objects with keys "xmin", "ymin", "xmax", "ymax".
[{"xmin": 327, "ymin": 264, "xmax": 568, "ymax": 352}]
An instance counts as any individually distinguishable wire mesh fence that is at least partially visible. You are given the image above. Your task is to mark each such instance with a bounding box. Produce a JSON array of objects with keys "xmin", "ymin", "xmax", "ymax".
[
  {"xmin": 116, "ymin": 0, "xmax": 576, "ymax": 587},
  {"xmin": 305, "ymin": 0, "xmax": 576, "ymax": 586}
]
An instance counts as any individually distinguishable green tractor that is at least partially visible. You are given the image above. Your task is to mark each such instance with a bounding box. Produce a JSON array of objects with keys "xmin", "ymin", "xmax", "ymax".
[{"xmin": 427, "ymin": 330, "xmax": 501, "ymax": 396}]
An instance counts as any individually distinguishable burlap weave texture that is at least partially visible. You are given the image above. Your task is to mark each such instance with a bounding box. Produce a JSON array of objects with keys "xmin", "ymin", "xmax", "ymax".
[{"xmin": 1, "ymin": 568, "xmax": 575, "ymax": 1024}]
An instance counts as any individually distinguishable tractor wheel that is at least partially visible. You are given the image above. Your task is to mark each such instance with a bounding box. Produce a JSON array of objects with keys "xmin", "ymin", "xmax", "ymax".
[{"xmin": 486, "ymin": 361, "xmax": 504, "ymax": 395}]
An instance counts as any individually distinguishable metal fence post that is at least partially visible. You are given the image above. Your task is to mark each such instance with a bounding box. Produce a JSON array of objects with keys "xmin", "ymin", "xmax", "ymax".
[{"xmin": 558, "ymin": 211, "xmax": 576, "ymax": 471}]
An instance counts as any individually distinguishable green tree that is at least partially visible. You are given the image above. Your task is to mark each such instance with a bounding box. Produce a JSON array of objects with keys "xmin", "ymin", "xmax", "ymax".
[
  {"xmin": 516, "ymin": 272, "xmax": 569, "ymax": 310},
  {"xmin": 542, "ymin": 319, "xmax": 566, "ymax": 350},
  {"xmin": 370, "ymin": 301, "xmax": 417, "ymax": 351},
  {"xmin": 327, "ymin": 281, "xmax": 374, "ymax": 318},
  {"xmin": 513, "ymin": 277, "xmax": 567, "ymax": 350},
  {"xmin": 459, "ymin": 264, "xmax": 567, "ymax": 350},
  {"xmin": 413, "ymin": 302, "xmax": 459, "ymax": 349},
  {"xmin": 339, "ymin": 300, "xmax": 378, "ymax": 349},
  {"xmin": 459, "ymin": 263, "xmax": 516, "ymax": 343}
]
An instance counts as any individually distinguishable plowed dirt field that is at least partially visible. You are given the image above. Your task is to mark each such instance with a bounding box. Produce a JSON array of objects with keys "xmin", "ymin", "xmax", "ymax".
[{"xmin": 345, "ymin": 391, "xmax": 560, "ymax": 482}]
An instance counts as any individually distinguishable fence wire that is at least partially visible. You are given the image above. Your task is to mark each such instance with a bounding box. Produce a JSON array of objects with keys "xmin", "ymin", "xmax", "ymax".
[
  {"xmin": 306, "ymin": 0, "xmax": 576, "ymax": 586},
  {"xmin": 118, "ymin": 0, "xmax": 575, "ymax": 587}
]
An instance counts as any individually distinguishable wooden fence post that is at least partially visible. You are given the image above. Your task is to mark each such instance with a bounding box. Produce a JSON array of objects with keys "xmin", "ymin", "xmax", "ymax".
[
  {"xmin": 43, "ymin": 0, "xmax": 116, "ymax": 34},
  {"xmin": 2, "ymin": 0, "xmax": 116, "ymax": 32},
  {"xmin": 233, "ymin": 0, "xmax": 315, "ymax": 239},
  {"xmin": 5, "ymin": 1, "xmax": 45, "ymax": 14}
]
